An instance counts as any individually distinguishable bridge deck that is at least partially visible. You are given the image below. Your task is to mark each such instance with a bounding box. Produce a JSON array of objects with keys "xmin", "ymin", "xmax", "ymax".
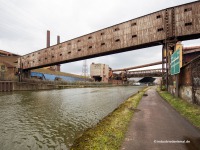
[{"xmin": 19, "ymin": 1, "xmax": 200, "ymax": 70}]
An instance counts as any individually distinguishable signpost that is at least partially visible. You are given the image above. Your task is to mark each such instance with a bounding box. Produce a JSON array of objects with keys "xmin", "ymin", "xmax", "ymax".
[
  {"xmin": 170, "ymin": 43, "xmax": 183, "ymax": 97},
  {"xmin": 170, "ymin": 44, "xmax": 183, "ymax": 75}
]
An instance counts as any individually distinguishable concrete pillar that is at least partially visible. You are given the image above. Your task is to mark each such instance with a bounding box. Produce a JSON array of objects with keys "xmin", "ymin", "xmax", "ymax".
[
  {"xmin": 175, "ymin": 74, "xmax": 179, "ymax": 97},
  {"xmin": 166, "ymin": 42, "xmax": 169, "ymax": 91},
  {"xmin": 162, "ymin": 45, "xmax": 165, "ymax": 89},
  {"xmin": 23, "ymin": 70, "xmax": 31, "ymax": 78}
]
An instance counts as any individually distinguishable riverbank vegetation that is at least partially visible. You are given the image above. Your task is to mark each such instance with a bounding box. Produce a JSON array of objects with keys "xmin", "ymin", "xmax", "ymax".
[
  {"xmin": 71, "ymin": 87, "xmax": 148, "ymax": 150},
  {"xmin": 157, "ymin": 88, "xmax": 200, "ymax": 128}
]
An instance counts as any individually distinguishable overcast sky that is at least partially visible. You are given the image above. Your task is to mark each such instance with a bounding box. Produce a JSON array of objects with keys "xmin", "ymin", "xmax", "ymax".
[{"xmin": 0, "ymin": 0, "xmax": 200, "ymax": 75}]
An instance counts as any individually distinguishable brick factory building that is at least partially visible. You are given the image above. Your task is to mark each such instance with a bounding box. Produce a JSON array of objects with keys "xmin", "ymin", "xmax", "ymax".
[
  {"xmin": 0, "ymin": 50, "xmax": 20, "ymax": 80},
  {"xmin": 90, "ymin": 63, "xmax": 109, "ymax": 82}
]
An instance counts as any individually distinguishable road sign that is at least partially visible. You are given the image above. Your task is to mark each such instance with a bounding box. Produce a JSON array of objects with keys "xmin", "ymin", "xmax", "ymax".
[{"xmin": 170, "ymin": 44, "xmax": 183, "ymax": 75}]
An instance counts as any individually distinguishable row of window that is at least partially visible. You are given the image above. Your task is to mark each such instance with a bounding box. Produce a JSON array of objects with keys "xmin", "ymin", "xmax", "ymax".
[
  {"xmin": 27, "ymin": 28, "xmax": 167, "ymax": 59},
  {"xmin": 72, "ymin": 15, "xmax": 162, "ymax": 43},
  {"xmin": 61, "ymin": 14, "xmax": 192, "ymax": 46},
  {"xmin": 26, "ymin": 19, "xmax": 193, "ymax": 59}
]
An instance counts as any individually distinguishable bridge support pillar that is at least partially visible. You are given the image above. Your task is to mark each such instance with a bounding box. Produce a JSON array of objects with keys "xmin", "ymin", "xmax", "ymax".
[
  {"xmin": 23, "ymin": 70, "xmax": 31, "ymax": 79},
  {"xmin": 163, "ymin": 39, "xmax": 177, "ymax": 92},
  {"xmin": 18, "ymin": 68, "xmax": 22, "ymax": 82},
  {"xmin": 162, "ymin": 45, "xmax": 166, "ymax": 89},
  {"xmin": 18, "ymin": 69, "xmax": 31, "ymax": 82},
  {"xmin": 175, "ymin": 74, "xmax": 179, "ymax": 97}
]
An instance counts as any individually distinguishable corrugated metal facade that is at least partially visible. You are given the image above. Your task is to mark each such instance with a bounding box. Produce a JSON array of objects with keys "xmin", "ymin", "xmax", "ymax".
[{"xmin": 31, "ymin": 72, "xmax": 85, "ymax": 82}]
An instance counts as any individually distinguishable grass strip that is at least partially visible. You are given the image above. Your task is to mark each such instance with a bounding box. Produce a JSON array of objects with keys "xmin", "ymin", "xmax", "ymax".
[
  {"xmin": 71, "ymin": 87, "xmax": 148, "ymax": 150},
  {"xmin": 157, "ymin": 88, "xmax": 200, "ymax": 128}
]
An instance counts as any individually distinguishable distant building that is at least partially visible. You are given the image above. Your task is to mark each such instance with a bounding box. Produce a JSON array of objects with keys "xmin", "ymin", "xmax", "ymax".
[
  {"xmin": 90, "ymin": 63, "xmax": 109, "ymax": 82},
  {"xmin": 0, "ymin": 49, "xmax": 61, "ymax": 81}
]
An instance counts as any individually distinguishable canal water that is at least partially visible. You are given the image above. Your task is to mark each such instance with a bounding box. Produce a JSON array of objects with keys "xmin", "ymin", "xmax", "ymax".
[{"xmin": 0, "ymin": 86, "xmax": 144, "ymax": 150}]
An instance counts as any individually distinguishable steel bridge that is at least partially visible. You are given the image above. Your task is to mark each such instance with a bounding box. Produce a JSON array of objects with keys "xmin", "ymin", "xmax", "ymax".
[
  {"xmin": 112, "ymin": 61, "xmax": 163, "ymax": 72},
  {"xmin": 127, "ymin": 69, "xmax": 164, "ymax": 78},
  {"xmin": 18, "ymin": 0, "xmax": 200, "ymax": 84}
]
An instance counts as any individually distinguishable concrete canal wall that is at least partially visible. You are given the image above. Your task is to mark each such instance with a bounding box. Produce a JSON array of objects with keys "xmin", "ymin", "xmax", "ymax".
[
  {"xmin": 0, "ymin": 81, "xmax": 14, "ymax": 91},
  {"xmin": 0, "ymin": 81, "xmax": 113, "ymax": 91},
  {"xmin": 0, "ymin": 81, "xmax": 58, "ymax": 91}
]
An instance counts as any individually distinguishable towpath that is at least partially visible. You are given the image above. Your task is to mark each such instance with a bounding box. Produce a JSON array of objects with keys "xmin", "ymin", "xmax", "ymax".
[{"xmin": 121, "ymin": 88, "xmax": 200, "ymax": 150}]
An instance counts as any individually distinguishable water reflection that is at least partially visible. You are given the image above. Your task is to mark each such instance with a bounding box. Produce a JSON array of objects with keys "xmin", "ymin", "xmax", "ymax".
[{"xmin": 0, "ymin": 86, "xmax": 143, "ymax": 150}]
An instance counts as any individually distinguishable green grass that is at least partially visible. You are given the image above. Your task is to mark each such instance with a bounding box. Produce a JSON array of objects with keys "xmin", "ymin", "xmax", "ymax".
[
  {"xmin": 71, "ymin": 88, "xmax": 148, "ymax": 150},
  {"xmin": 157, "ymin": 88, "xmax": 200, "ymax": 128}
]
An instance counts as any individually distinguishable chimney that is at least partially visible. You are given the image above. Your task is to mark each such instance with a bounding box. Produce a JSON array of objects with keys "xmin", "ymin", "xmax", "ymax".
[
  {"xmin": 47, "ymin": 30, "xmax": 50, "ymax": 48},
  {"xmin": 57, "ymin": 35, "xmax": 60, "ymax": 44}
]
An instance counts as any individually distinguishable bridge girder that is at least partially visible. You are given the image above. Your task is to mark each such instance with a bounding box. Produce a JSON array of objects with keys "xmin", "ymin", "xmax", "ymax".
[{"xmin": 18, "ymin": 1, "xmax": 200, "ymax": 70}]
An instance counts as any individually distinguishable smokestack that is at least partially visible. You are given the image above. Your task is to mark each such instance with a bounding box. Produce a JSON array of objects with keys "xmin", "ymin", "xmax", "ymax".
[
  {"xmin": 47, "ymin": 30, "xmax": 50, "ymax": 48},
  {"xmin": 57, "ymin": 35, "xmax": 60, "ymax": 44}
]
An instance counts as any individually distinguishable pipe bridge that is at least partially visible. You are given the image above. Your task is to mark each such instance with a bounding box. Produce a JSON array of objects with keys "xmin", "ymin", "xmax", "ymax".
[
  {"xmin": 112, "ymin": 61, "xmax": 163, "ymax": 72},
  {"xmin": 19, "ymin": 1, "xmax": 200, "ymax": 70},
  {"xmin": 127, "ymin": 69, "xmax": 164, "ymax": 78}
]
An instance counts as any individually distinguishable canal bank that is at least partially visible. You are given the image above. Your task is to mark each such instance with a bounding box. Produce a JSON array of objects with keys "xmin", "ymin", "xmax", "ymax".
[
  {"xmin": 157, "ymin": 87, "xmax": 200, "ymax": 129},
  {"xmin": 0, "ymin": 81, "xmax": 116, "ymax": 92},
  {"xmin": 71, "ymin": 87, "xmax": 148, "ymax": 150}
]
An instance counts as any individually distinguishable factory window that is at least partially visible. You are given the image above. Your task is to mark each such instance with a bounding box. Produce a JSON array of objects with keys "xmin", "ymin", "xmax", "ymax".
[
  {"xmin": 68, "ymin": 43, "xmax": 71, "ymax": 45},
  {"xmin": 114, "ymin": 27, "xmax": 120, "ymax": 31},
  {"xmin": 101, "ymin": 42, "xmax": 105, "ymax": 46},
  {"xmin": 39, "ymin": 59, "xmax": 41, "ymax": 62},
  {"xmin": 78, "ymin": 49, "xmax": 81, "ymax": 51},
  {"xmin": 27, "ymin": 55, "xmax": 30, "ymax": 58},
  {"xmin": 131, "ymin": 22, "xmax": 137, "ymax": 26},
  {"xmin": 77, "ymin": 39, "xmax": 81, "ymax": 42},
  {"xmin": 157, "ymin": 28, "xmax": 164, "ymax": 32},
  {"xmin": 88, "ymin": 36, "xmax": 92, "ymax": 39},
  {"xmin": 60, "ymin": 54, "xmax": 63, "ymax": 56},
  {"xmin": 68, "ymin": 51, "xmax": 71, "ymax": 54},
  {"xmin": 185, "ymin": 22, "xmax": 192, "ymax": 26},
  {"xmin": 157, "ymin": 15, "xmax": 161, "ymax": 19},
  {"xmin": 101, "ymin": 32, "xmax": 105, "ymax": 35},
  {"xmin": 33, "ymin": 61, "xmax": 35, "ymax": 63},
  {"xmin": 45, "ymin": 58, "xmax": 47, "ymax": 60},
  {"xmin": 115, "ymin": 39, "xmax": 120, "ymax": 42},
  {"xmin": 52, "ymin": 55, "xmax": 54, "ymax": 58},
  {"xmin": 88, "ymin": 46, "xmax": 92, "ymax": 49},
  {"xmin": 184, "ymin": 8, "xmax": 192, "ymax": 12},
  {"xmin": 132, "ymin": 34, "xmax": 137, "ymax": 38}
]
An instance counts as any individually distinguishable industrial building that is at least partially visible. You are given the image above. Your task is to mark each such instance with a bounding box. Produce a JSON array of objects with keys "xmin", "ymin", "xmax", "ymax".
[
  {"xmin": 0, "ymin": 50, "xmax": 19, "ymax": 80},
  {"xmin": 90, "ymin": 63, "xmax": 109, "ymax": 82},
  {"xmin": 0, "ymin": 49, "xmax": 85, "ymax": 82}
]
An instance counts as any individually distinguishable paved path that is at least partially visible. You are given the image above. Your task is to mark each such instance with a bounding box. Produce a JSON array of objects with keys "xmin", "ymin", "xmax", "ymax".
[{"xmin": 121, "ymin": 88, "xmax": 200, "ymax": 150}]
